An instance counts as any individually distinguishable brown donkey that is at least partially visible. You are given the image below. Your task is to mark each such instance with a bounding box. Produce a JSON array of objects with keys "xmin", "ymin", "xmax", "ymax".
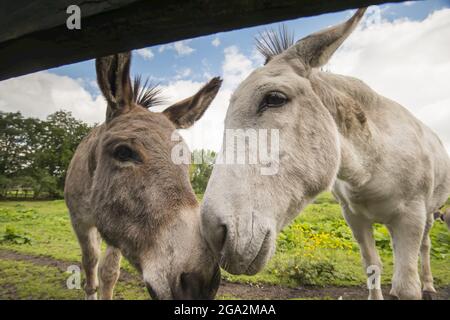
[{"xmin": 64, "ymin": 52, "xmax": 222, "ymax": 300}]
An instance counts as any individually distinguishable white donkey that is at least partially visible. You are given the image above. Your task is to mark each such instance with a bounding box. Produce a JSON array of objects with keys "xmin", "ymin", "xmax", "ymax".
[{"xmin": 201, "ymin": 8, "xmax": 450, "ymax": 300}]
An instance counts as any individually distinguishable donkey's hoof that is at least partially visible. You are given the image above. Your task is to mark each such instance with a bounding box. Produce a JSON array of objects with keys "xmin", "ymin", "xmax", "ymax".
[
  {"xmin": 422, "ymin": 290, "xmax": 436, "ymax": 300},
  {"xmin": 386, "ymin": 294, "xmax": 399, "ymax": 300},
  {"xmin": 86, "ymin": 293, "xmax": 98, "ymax": 300},
  {"xmin": 85, "ymin": 289, "xmax": 98, "ymax": 300}
]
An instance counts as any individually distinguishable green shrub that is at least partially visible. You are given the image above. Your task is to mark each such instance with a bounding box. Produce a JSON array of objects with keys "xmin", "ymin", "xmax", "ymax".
[
  {"xmin": 0, "ymin": 226, "xmax": 32, "ymax": 245},
  {"xmin": 313, "ymin": 192, "xmax": 338, "ymax": 205},
  {"xmin": 430, "ymin": 221, "xmax": 450, "ymax": 259},
  {"xmin": 269, "ymin": 253, "xmax": 358, "ymax": 286},
  {"xmin": 373, "ymin": 224, "xmax": 391, "ymax": 251}
]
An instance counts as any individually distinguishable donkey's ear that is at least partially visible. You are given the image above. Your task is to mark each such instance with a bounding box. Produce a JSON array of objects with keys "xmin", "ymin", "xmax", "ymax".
[
  {"xmin": 96, "ymin": 52, "xmax": 134, "ymax": 122},
  {"xmin": 286, "ymin": 8, "xmax": 366, "ymax": 69},
  {"xmin": 163, "ymin": 77, "xmax": 222, "ymax": 129}
]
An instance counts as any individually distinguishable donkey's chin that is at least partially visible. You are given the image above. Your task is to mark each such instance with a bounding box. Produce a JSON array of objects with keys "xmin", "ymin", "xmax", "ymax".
[
  {"xmin": 145, "ymin": 282, "xmax": 166, "ymax": 300},
  {"xmin": 144, "ymin": 265, "xmax": 221, "ymax": 300},
  {"xmin": 222, "ymin": 231, "xmax": 275, "ymax": 276},
  {"xmin": 144, "ymin": 275, "xmax": 173, "ymax": 300}
]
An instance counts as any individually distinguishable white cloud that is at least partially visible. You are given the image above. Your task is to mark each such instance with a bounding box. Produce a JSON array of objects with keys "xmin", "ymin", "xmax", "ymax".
[
  {"xmin": 0, "ymin": 72, "xmax": 106, "ymax": 124},
  {"xmin": 173, "ymin": 41, "xmax": 195, "ymax": 56},
  {"xmin": 327, "ymin": 8, "xmax": 450, "ymax": 152},
  {"xmin": 175, "ymin": 68, "xmax": 192, "ymax": 79},
  {"xmin": 201, "ymin": 58, "xmax": 213, "ymax": 80},
  {"xmin": 222, "ymin": 45, "xmax": 255, "ymax": 90},
  {"xmin": 135, "ymin": 48, "xmax": 154, "ymax": 60},
  {"xmin": 212, "ymin": 37, "xmax": 221, "ymax": 47},
  {"xmin": 159, "ymin": 40, "xmax": 195, "ymax": 56},
  {"xmin": 250, "ymin": 47, "xmax": 266, "ymax": 67}
]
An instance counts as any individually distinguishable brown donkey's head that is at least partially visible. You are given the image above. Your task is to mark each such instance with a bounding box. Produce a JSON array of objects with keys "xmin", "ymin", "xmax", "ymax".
[{"xmin": 91, "ymin": 52, "xmax": 222, "ymax": 299}]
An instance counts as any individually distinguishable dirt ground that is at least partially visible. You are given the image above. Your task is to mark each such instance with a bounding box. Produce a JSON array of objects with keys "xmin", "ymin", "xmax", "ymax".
[
  {"xmin": 1, "ymin": 249, "xmax": 448, "ymax": 300},
  {"xmin": 218, "ymin": 281, "xmax": 450, "ymax": 300}
]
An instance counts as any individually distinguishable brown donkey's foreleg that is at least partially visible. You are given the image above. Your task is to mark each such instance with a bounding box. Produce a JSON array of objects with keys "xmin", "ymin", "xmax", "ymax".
[
  {"xmin": 73, "ymin": 223, "xmax": 101, "ymax": 300},
  {"xmin": 99, "ymin": 245, "xmax": 122, "ymax": 300}
]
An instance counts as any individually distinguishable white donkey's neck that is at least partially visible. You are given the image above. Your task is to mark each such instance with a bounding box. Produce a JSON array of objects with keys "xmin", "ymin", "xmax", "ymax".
[{"xmin": 310, "ymin": 70, "xmax": 382, "ymax": 188}]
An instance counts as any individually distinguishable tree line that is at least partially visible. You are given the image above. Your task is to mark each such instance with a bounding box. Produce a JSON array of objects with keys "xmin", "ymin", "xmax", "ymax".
[
  {"xmin": 0, "ymin": 110, "xmax": 92, "ymax": 198},
  {"xmin": 0, "ymin": 110, "xmax": 214, "ymax": 199}
]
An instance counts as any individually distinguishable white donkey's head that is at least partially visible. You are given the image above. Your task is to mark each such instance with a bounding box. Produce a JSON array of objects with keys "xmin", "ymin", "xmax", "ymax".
[{"xmin": 201, "ymin": 8, "xmax": 366, "ymax": 275}]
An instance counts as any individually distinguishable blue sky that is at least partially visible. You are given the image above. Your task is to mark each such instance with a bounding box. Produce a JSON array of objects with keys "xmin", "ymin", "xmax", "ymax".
[
  {"xmin": 48, "ymin": 0, "xmax": 450, "ymax": 95},
  {"xmin": 1, "ymin": 0, "xmax": 449, "ymax": 152}
]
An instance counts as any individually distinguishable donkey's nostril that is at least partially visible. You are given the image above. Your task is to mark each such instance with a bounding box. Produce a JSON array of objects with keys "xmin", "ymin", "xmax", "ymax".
[
  {"xmin": 217, "ymin": 224, "xmax": 227, "ymax": 252},
  {"xmin": 205, "ymin": 223, "xmax": 227, "ymax": 255},
  {"xmin": 145, "ymin": 282, "xmax": 159, "ymax": 300},
  {"xmin": 201, "ymin": 207, "xmax": 228, "ymax": 255},
  {"xmin": 178, "ymin": 271, "xmax": 218, "ymax": 300}
]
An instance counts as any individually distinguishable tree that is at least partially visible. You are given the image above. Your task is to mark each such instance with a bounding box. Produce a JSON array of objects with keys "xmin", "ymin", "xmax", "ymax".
[
  {"xmin": 0, "ymin": 175, "xmax": 11, "ymax": 198},
  {"xmin": 0, "ymin": 110, "xmax": 92, "ymax": 198},
  {"xmin": 9, "ymin": 176, "xmax": 37, "ymax": 198},
  {"xmin": 33, "ymin": 110, "xmax": 91, "ymax": 190},
  {"xmin": 0, "ymin": 111, "xmax": 42, "ymax": 177},
  {"xmin": 35, "ymin": 174, "xmax": 60, "ymax": 198},
  {"xmin": 189, "ymin": 149, "xmax": 216, "ymax": 195}
]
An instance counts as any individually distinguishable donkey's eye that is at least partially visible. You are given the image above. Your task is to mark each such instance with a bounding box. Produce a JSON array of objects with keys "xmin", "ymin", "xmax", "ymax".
[
  {"xmin": 260, "ymin": 91, "xmax": 288, "ymax": 111},
  {"xmin": 113, "ymin": 145, "xmax": 141, "ymax": 162}
]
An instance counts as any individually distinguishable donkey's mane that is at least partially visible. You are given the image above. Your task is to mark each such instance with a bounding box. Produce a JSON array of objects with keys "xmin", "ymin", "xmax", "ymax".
[
  {"xmin": 132, "ymin": 75, "xmax": 165, "ymax": 109},
  {"xmin": 255, "ymin": 24, "xmax": 295, "ymax": 65}
]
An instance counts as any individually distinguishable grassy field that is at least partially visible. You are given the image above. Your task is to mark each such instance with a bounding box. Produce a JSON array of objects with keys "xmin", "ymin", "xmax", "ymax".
[{"xmin": 0, "ymin": 193, "xmax": 449, "ymax": 299}]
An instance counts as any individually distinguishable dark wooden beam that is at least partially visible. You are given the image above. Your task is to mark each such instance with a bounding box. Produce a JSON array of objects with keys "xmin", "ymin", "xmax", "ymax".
[{"xmin": 0, "ymin": 0, "xmax": 413, "ymax": 81}]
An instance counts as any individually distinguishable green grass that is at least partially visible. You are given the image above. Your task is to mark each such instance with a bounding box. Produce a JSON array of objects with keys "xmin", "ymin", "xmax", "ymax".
[
  {"xmin": 0, "ymin": 259, "xmax": 148, "ymax": 300},
  {"xmin": 0, "ymin": 194, "xmax": 449, "ymax": 299},
  {"xmin": 0, "ymin": 200, "xmax": 140, "ymax": 276},
  {"xmin": 0, "ymin": 201, "xmax": 81, "ymax": 261}
]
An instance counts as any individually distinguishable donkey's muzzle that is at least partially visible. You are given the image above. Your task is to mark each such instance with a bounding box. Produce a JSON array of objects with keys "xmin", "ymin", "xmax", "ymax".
[{"xmin": 173, "ymin": 266, "xmax": 221, "ymax": 300}]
